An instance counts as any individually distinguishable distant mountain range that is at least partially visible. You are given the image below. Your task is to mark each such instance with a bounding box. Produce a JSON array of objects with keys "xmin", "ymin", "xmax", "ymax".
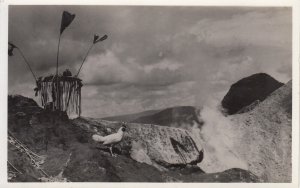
[
  {"xmin": 102, "ymin": 109, "xmax": 160, "ymax": 122},
  {"xmin": 103, "ymin": 106, "xmax": 203, "ymax": 129},
  {"xmin": 102, "ymin": 73, "xmax": 283, "ymax": 128},
  {"xmin": 132, "ymin": 106, "xmax": 202, "ymax": 126}
]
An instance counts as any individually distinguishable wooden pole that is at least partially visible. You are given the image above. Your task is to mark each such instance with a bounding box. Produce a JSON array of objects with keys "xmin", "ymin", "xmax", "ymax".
[
  {"xmin": 76, "ymin": 43, "xmax": 94, "ymax": 77},
  {"xmin": 16, "ymin": 48, "xmax": 37, "ymax": 82},
  {"xmin": 56, "ymin": 34, "xmax": 62, "ymax": 77},
  {"xmin": 7, "ymin": 160, "xmax": 22, "ymax": 174},
  {"xmin": 55, "ymin": 34, "xmax": 62, "ymax": 110}
]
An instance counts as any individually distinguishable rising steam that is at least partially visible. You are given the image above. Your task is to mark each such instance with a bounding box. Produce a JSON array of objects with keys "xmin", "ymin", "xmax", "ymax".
[{"xmin": 192, "ymin": 99, "xmax": 248, "ymax": 173}]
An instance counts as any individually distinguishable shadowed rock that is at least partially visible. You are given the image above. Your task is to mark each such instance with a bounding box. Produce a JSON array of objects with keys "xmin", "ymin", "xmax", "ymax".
[{"xmin": 221, "ymin": 73, "xmax": 283, "ymax": 115}]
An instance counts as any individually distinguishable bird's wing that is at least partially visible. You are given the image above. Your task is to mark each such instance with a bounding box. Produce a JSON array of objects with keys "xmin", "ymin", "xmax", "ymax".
[
  {"xmin": 92, "ymin": 134, "xmax": 105, "ymax": 142},
  {"xmin": 102, "ymin": 133, "xmax": 122, "ymax": 145}
]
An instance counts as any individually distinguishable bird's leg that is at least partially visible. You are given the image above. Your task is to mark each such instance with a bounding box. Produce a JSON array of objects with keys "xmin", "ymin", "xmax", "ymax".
[
  {"xmin": 109, "ymin": 146, "xmax": 115, "ymax": 157},
  {"xmin": 109, "ymin": 146, "xmax": 113, "ymax": 156}
]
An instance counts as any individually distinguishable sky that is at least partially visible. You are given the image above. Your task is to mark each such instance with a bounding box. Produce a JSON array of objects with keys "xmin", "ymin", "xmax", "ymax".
[{"xmin": 8, "ymin": 6, "xmax": 292, "ymax": 117}]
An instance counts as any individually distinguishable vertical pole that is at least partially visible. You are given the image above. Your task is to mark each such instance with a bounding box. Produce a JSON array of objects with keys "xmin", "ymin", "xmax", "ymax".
[
  {"xmin": 16, "ymin": 48, "xmax": 37, "ymax": 82},
  {"xmin": 56, "ymin": 34, "xmax": 62, "ymax": 77},
  {"xmin": 76, "ymin": 43, "xmax": 94, "ymax": 77},
  {"xmin": 79, "ymin": 85, "xmax": 81, "ymax": 117},
  {"xmin": 55, "ymin": 34, "xmax": 62, "ymax": 111}
]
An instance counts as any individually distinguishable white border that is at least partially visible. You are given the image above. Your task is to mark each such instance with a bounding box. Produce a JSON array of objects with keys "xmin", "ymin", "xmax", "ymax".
[
  {"xmin": 0, "ymin": 0, "xmax": 298, "ymax": 188},
  {"xmin": 1, "ymin": 0, "xmax": 295, "ymax": 6}
]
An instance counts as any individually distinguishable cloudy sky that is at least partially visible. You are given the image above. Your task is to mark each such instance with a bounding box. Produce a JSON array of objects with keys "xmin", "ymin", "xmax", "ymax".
[{"xmin": 8, "ymin": 6, "xmax": 292, "ymax": 117}]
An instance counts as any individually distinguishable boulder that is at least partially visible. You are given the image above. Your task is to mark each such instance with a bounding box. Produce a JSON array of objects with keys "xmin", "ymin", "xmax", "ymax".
[{"xmin": 72, "ymin": 118, "xmax": 204, "ymax": 168}]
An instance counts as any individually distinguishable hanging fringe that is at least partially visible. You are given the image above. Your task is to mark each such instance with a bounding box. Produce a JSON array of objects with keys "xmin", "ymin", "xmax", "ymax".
[{"xmin": 37, "ymin": 76, "xmax": 82, "ymax": 116}]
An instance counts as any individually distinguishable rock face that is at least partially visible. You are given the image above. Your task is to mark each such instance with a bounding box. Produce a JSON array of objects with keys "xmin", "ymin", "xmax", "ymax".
[
  {"xmin": 199, "ymin": 80, "xmax": 292, "ymax": 182},
  {"xmin": 72, "ymin": 117, "xmax": 204, "ymax": 167},
  {"xmin": 232, "ymin": 80, "xmax": 292, "ymax": 182},
  {"xmin": 221, "ymin": 73, "xmax": 283, "ymax": 115},
  {"xmin": 7, "ymin": 95, "xmax": 260, "ymax": 182}
]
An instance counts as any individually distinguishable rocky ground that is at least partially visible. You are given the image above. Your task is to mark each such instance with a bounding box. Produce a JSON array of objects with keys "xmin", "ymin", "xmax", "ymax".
[
  {"xmin": 7, "ymin": 73, "xmax": 291, "ymax": 182},
  {"xmin": 7, "ymin": 95, "xmax": 260, "ymax": 182}
]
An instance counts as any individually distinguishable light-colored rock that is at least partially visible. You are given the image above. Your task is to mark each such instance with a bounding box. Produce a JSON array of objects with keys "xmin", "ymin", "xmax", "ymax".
[
  {"xmin": 130, "ymin": 141, "xmax": 153, "ymax": 166},
  {"xmin": 198, "ymin": 81, "xmax": 292, "ymax": 182},
  {"xmin": 72, "ymin": 118, "xmax": 203, "ymax": 167}
]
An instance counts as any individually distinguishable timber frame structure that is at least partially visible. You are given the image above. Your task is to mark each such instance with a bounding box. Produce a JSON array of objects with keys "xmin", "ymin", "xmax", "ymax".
[{"xmin": 37, "ymin": 75, "xmax": 83, "ymax": 116}]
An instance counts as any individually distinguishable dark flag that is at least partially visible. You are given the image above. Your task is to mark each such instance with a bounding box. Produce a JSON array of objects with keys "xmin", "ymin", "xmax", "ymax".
[
  {"xmin": 76, "ymin": 34, "xmax": 108, "ymax": 77},
  {"xmin": 60, "ymin": 11, "xmax": 75, "ymax": 34},
  {"xmin": 8, "ymin": 42, "xmax": 17, "ymax": 56},
  {"xmin": 93, "ymin": 34, "xmax": 108, "ymax": 44}
]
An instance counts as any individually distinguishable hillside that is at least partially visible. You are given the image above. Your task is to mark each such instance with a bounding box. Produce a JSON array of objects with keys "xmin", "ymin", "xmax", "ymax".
[
  {"xmin": 221, "ymin": 73, "xmax": 283, "ymax": 115},
  {"xmin": 7, "ymin": 95, "xmax": 259, "ymax": 182}
]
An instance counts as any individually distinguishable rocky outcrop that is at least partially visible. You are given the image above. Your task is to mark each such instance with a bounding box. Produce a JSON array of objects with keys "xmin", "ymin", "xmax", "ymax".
[
  {"xmin": 221, "ymin": 73, "xmax": 283, "ymax": 115},
  {"xmin": 199, "ymin": 81, "xmax": 292, "ymax": 182},
  {"xmin": 72, "ymin": 117, "xmax": 204, "ymax": 167},
  {"xmin": 8, "ymin": 95, "xmax": 40, "ymax": 109},
  {"xmin": 233, "ymin": 80, "xmax": 292, "ymax": 182}
]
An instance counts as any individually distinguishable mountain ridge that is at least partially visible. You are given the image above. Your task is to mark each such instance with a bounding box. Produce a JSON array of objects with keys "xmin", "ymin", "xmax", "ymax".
[{"xmin": 102, "ymin": 109, "xmax": 161, "ymax": 122}]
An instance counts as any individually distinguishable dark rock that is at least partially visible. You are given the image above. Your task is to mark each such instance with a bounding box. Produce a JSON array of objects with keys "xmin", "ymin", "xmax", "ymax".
[
  {"xmin": 222, "ymin": 73, "xmax": 283, "ymax": 115},
  {"xmin": 63, "ymin": 144, "xmax": 165, "ymax": 182},
  {"xmin": 8, "ymin": 95, "xmax": 41, "ymax": 113},
  {"xmin": 170, "ymin": 168, "xmax": 261, "ymax": 182}
]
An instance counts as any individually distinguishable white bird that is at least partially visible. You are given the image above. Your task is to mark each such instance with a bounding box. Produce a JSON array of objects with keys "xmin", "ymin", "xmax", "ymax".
[{"xmin": 92, "ymin": 124, "xmax": 127, "ymax": 157}]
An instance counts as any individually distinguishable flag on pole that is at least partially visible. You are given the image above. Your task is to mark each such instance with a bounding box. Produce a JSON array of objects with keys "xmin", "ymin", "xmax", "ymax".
[
  {"xmin": 76, "ymin": 34, "xmax": 108, "ymax": 77},
  {"xmin": 60, "ymin": 11, "xmax": 75, "ymax": 34},
  {"xmin": 8, "ymin": 42, "xmax": 17, "ymax": 56},
  {"xmin": 93, "ymin": 34, "xmax": 108, "ymax": 44},
  {"xmin": 8, "ymin": 42, "xmax": 37, "ymax": 81}
]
